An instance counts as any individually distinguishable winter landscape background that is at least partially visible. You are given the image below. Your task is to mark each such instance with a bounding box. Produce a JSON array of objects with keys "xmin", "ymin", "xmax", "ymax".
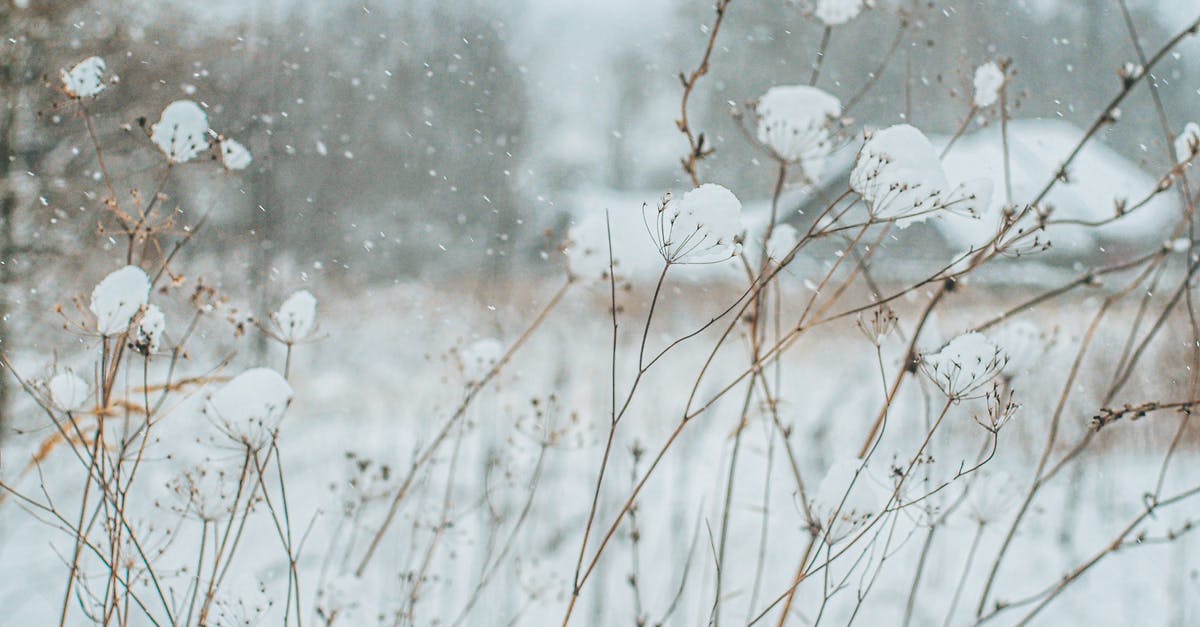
[{"xmin": 3, "ymin": 0, "xmax": 1200, "ymax": 625}]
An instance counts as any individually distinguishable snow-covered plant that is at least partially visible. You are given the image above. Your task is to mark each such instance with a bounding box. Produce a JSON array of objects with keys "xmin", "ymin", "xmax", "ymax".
[
  {"xmin": 649, "ymin": 184, "xmax": 743, "ymax": 264},
  {"xmin": 812, "ymin": 0, "xmax": 866, "ymax": 26},
  {"xmin": 204, "ymin": 367, "xmax": 294, "ymax": 450},
  {"xmin": 273, "ymin": 289, "xmax": 318, "ymax": 342},
  {"xmin": 61, "ymin": 56, "xmax": 107, "ymax": 98},
  {"xmin": 47, "ymin": 370, "xmax": 90, "ymax": 411},
  {"xmin": 972, "ymin": 61, "xmax": 1006, "ymax": 108},
  {"xmin": 461, "ymin": 337, "xmax": 505, "ymax": 382},
  {"xmin": 90, "ymin": 265, "xmax": 151, "ymax": 335},
  {"xmin": 920, "ymin": 331, "xmax": 1007, "ymax": 401},
  {"xmin": 151, "ymin": 99, "xmax": 210, "ymax": 163},
  {"xmin": 219, "ymin": 137, "xmax": 253, "ymax": 170},
  {"xmin": 764, "ymin": 222, "xmax": 800, "ymax": 263},
  {"xmin": 966, "ymin": 469, "xmax": 1019, "ymax": 524},
  {"xmin": 754, "ymin": 85, "xmax": 841, "ymax": 176},
  {"xmin": 1175, "ymin": 122, "xmax": 1200, "ymax": 163},
  {"xmin": 135, "ymin": 304, "xmax": 166, "ymax": 354},
  {"xmin": 850, "ymin": 124, "xmax": 992, "ymax": 228},
  {"xmin": 811, "ymin": 458, "xmax": 882, "ymax": 544}
]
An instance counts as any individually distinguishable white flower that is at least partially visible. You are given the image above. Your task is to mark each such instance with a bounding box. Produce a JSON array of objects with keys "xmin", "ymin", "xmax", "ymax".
[
  {"xmin": 966, "ymin": 469, "xmax": 1019, "ymax": 524},
  {"xmin": 813, "ymin": 0, "xmax": 865, "ymax": 26},
  {"xmin": 273, "ymin": 289, "xmax": 317, "ymax": 342},
  {"xmin": 150, "ymin": 100, "xmax": 209, "ymax": 163},
  {"xmin": 1174, "ymin": 122, "xmax": 1200, "ymax": 163},
  {"xmin": 755, "ymin": 85, "xmax": 841, "ymax": 175},
  {"xmin": 135, "ymin": 304, "xmax": 166, "ymax": 354},
  {"xmin": 205, "ymin": 368, "xmax": 294, "ymax": 449},
  {"xmin": 461, "ymin": 337, "xmax": 505, "ymax": 382},
  {"xmin": 90, "ymin": 265, "xmax": 151, "ymax": 335},
  {"xmin": 48, "ymin": 371, "xmax": 90, "ymax": 411},
  {"xmin": 921, "ymin": 331, "xmax": 1007, "ymax": 400},
  {"xmin": 972, "ymin": 62, "xmax": 1005, "ymax": 108},
  {"xmin": 652, "ymin": 184, "xmax": 743, "ymax": 263},
  {"xmin": 61, "ymin": 56, "xmax": 107, "ymax": 98},
  {"xmin": 850, "ymin": 124, "xmax": 992, "ymax": 228},
  {"xmin": 989, "ymin": 320, "xmax": 1042, "ymax": 379},
  {"xmin": 811, "ymin": 458, "xmax": 882, "ymax": 544},
  {"xmin": 219, "ymin": 138, "xmax": 253, "ymax": 170}
]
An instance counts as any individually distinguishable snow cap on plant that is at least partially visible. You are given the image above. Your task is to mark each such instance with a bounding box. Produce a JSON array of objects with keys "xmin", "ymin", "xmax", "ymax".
[
  {"xmin": 754, "ymin": 85, "xmax": 841, "ymax": 175},
  {"xmin": 972, "ymin": 61, "xmax": 1006, "ymax": 108},
  {"xmin": 651, "ymin": 184, "xmax": 743, "ymax": 264},
  {"xmin": 273, "ymin": 289, "xmax": 318, "ymax": 342},
  {"xmin": 47, "ymin": 370, "xmax": 90, "ymax": 411},
  {"xmin": 90, "ymin": 265, "xmax": 151, "ymax": 336},
  {"xmin": 811, "ymin": 458, "xmax": 882, "ymax": 544},
  {"xmin": 813, "ymin": 0, "xmax": 867, "ymax": 26},
  {"xmin": 850, "ymin": 124, "xmax": 992, "ymax": 228},
  {"xmin": 764, "ymin": 223, "xmax": 800, "ymax": 264},
  {"xmin": 1174, "ymin": 122, "xmax": 1200, "ymax": 163},
  {"xmin": 219, "ymin": 137, "xmax": 253, "ymax": 170},
  {"xmin": 135, "ymin": 304, "xmax": 166, "ymax": 354},
  {"xmin": 151, "ymin": 100, "xmax": 209, "ymax": 163},
  {"xmin": 461, "ymin": 337, "xmax": 504, "ymax": 383},
  {"xmin": 61, "ymin": 56, "xmax": 107, "ymax": 98},
  {"xmin": 920, "ymin": 331, "xmax": 1007, "ymax": 401},
  {"xmin": 204, "ymin": 367, "xmax": 294, "ymax": 450}
]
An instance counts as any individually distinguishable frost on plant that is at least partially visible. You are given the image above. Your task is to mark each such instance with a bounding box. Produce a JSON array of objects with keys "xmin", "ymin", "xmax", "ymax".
[
  {"xmin": 90, "ymin": 265, "xmax": 151, "ymax": 335},
  {"xmin": 920, "ymin": 331, "xmax": 1007, "ymax": 401},
  {"xmin": 204, "ymin": 367, "xmax": 294, "ymax": 450},
  {"xmin": 61, "ymin": 56, "xmax": 107, "ymax": 98},
  {"xmin": 273, "ymin": 289, "xmax": 318, "ymax": 342},
  {"xmin": 754, "ymin": 85, "xmax": 841, "ymax": 176},
  {"xmin": 973, "ymin": 61, "xmax": 1006, "ymax": 108},
  {"xmin": 650, "ymin": 184, "xmax": 743, "ymax": 264},
  {"xmin": 850, "ymin": 124, "xmax": 992, "ymax": 228},
  {"xmin": 151, "ymin": 100, "xmax": 210, "ymax": 163}
]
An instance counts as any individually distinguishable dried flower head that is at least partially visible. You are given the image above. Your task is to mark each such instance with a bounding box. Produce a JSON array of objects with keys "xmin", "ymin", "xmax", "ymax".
[
  {"xmin": 856, "ymin": 305, "xmax": 898, "ymax": 347},
  {"xmin": 648, "ymin": 184, "xmax": 743, "ymax": 264},
  {"xmin": 921, "ymin": 331, "xmax": 1007, "ymax": 401},
  {"xmin": 850, "ymin": 124, "xmax": 992, "ymax": 228},
  {"xmin": 204, "ymin": 368, "xmax": 294, "ymax": 450},
  {"xmin": 754, "ymin": 85, "xmax": 841, "ymax": 176},
  {"xmin": 811, "ymin": 458, "xmax": 882, "ymax": 544},
  {"xmin": 151, "ymin": 100, "xmax": 210, "ymax": 163}
]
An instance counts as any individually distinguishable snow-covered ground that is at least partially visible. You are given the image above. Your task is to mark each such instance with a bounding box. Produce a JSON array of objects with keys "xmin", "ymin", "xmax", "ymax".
[{"xmin": 2, "ymin": 273, "xmax": 1197, "ymax": 625}]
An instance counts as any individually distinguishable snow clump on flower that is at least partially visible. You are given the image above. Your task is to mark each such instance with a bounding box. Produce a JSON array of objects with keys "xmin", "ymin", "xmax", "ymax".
[
  {"xmin": 651, "ymin": 184, "xmax": 743, "ymax": 264},
  {"xmin": 204, "ymin": 368, "xmax": 294, "ymax": 450},
  {"xmin": 921, "ymin": 331, "xmax": 1007, "ymax": 401},
  {"xmin": 813, "ymin": 0, "xmax": 865, "ymax": 26},
  {"xmin": 61, "ymin": 56, "xmax": 107, "ymax": 98},
  {"xmin": 90, "ymin": 265, "xmax": 151, "ymax": 335},
  {"xmin": 47, "ymin": 371, "xmax": 90, "ymax": 411},
  {"xmin": 273, "ymin": 289, "xmax": 318, "ymax": 342},
  {"xmin": 151, "ymin": 100, "xmax": 210, "ymax": 163},
  {"xmin": 850, "ymin": 124, "xmax": 992, "ymax": 228},
  {"xmin": 219, "ymin": 137, "xmax": 253, "ymax": 170},
  {"xmin": 135, "ymin": 304, "xmax": 166, "ymax": 354},
  {"xmin": 755, "ymin": 85, "xmax": 841, "ymax": 176},
  {"xmin": 972, "ymin": 61, "xmax": 1006, "ymax": 108},
  {"xmin": 1174, "ymin": 122, "xmax": 1200, "ymax": 163}
]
